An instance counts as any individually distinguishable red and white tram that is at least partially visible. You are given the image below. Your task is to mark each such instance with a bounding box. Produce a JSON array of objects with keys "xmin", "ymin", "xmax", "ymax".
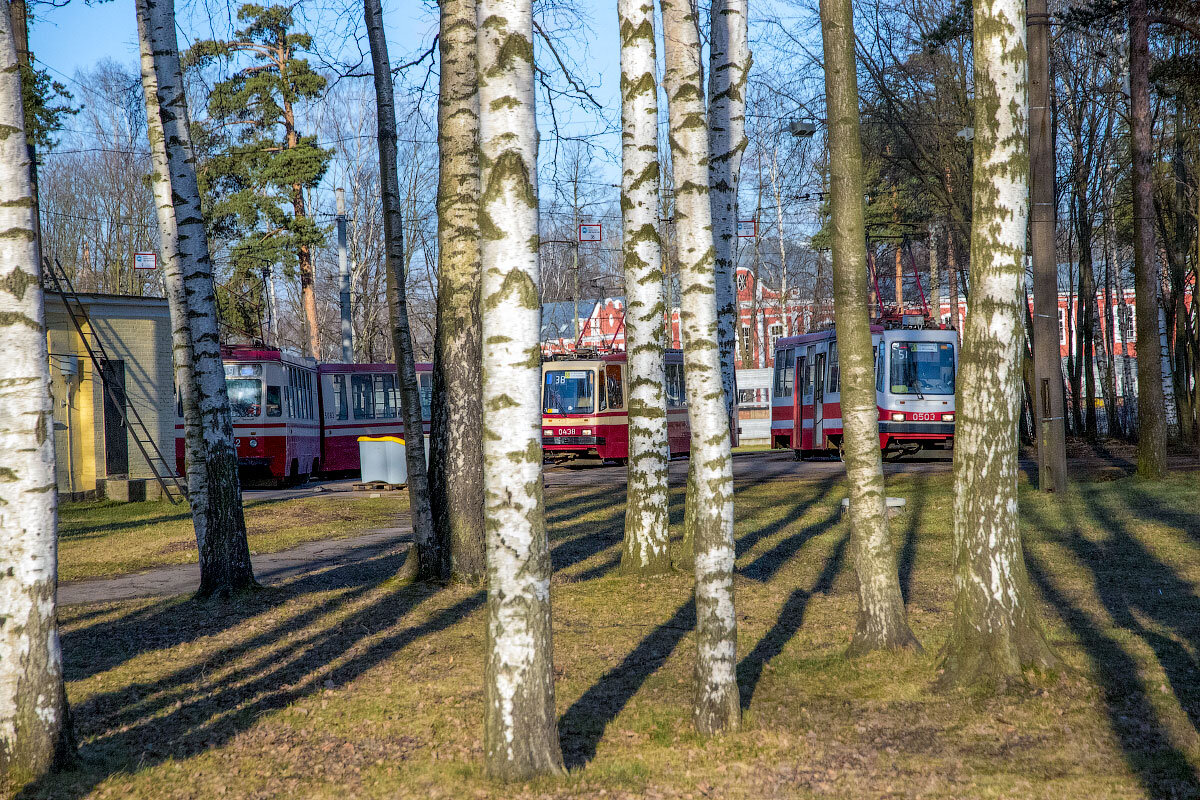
[
  {"xmin": 175, "ymin": 347, "xmax": 321, "ymax": 483},
  {"xmin": 770, "ymin": 322, "xmax": 958, "ymax": 459},
  {"xmin": 317, "ymin": 362, "xmax": 432, "ymax": 472},
  {"xmin": 542, "ymin": 349, "xmax": 691, "ymax": 462}
]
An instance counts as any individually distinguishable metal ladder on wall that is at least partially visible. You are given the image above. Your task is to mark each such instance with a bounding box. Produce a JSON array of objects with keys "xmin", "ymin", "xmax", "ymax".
[{"xmin": 44, "ymin": 259, "xmax": 188, "ymax": 505}]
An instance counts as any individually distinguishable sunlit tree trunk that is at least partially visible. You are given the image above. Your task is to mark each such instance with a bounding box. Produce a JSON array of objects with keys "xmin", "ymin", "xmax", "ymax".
[
  {"xmin": 1127, "ymin": 0, "xmax": 1167, "ymax": 477},
  {"xmin": 819, "ymin": 0, "xmax": 920, "ymax": 656},
  {"xmin": 618, "ymin": 0, "xmax": 671, "ymax": 575},
  {"xmin": 477, "ymin": 0, "xmax": 564, "ymax": 777},
  {"xmin": 137, "ymin": 0, "xmax": 256, "ymax": 599},
  {"xmin": 428, "ymin": 0, "xmax": 485, "ymax": 582},
  {"xmin": 365, "ymin": 0, "xmax": 440, "ymax": 580},
  {"xmin": 938, "ymin": 0, "xmax": 1058, "ymax": 689},
  {"xmin": 708, "ymin": 0, "xmax": 750, "ymax": 436},
  {"xmin": 662, "ymin": 0, "xmax": 740, "ymax": 735},
  {"xmin": 0, "ymin": 14, "xmax": 74, "ymax": 783}
]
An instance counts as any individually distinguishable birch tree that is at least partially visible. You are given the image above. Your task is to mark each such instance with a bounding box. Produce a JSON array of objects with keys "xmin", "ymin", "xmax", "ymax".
[
  {"xmin": 137, "ymin": 0, "xmax": 256, "ymax": 598},
  {"xmin": 0, "ymin": 11, "xmax": 73, "ymax": 783},
  {"xmin": 938, "ymin": 0, "xmax": 1059, "ymax": 688},
  {"xmin": 618, "ymin": 0, "xmax": 671, "ymax": 575},
  {"xmin": 364, "ymin": 0, "xmax": 440, "ymax": 580},
  {"xmin": 661, "ymin": 0, "xmax": 741, "ymax": 734},
  {"xmin": 428, "ymin": 0, "xmax": 486, "ymax": 583},
  {"xmin": 819, "ymin": 0, "xmax": 920, "ymax": 655},
  {"xmin": 477, "ymin": 0, "xmax": 564, "ymax": 777},
  {"xmin": 708, "ymin": 0, "xmax": 750, "ymax": 428}
]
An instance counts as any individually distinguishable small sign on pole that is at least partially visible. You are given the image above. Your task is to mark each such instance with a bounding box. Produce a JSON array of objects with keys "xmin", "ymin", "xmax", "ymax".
[
  {"xmin": 578, "ymin": 223, "xmax": 602, "ymax": 242},
  {"xmin": 737, "ymin": 219, "xmax": 757, "ymax": 238},
  {"xmin": 134, "ymin": 252, "xmax": 157, "ymax": 270}
]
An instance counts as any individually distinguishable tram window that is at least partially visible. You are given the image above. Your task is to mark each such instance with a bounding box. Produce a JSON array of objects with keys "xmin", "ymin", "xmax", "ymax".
[
  {"xmin": 419, "ymin": 373, "xmax": 432, "ymax": 421},
  {"xmin": 605, "ymin": 364, "xmax": 624, "ymax": 410},
  {"xmin": 666, "ymin": 363, "xmax": 686, "ymax": 408},
  {"xmin": 266, "ymin": 386, "xmax": 282, "ymax": 417},
  {"xmin": 889, "ymin": 341, "xmax": 955, "ymax": 395},
  {"xmin": 331, "ymin": 375, "xmax": 349, "ymax": 420},
  {"xmin": 352, "ymin": 374, "xmax": 375, "ymax": 419},
  {"xmin": 828, "ymin": 343, "xmax": 840, "ymax": 394},
  {"xmin": 374, "ymin": 374, "xmax": 398, "ymax": 418},
  {"xmin": 226, "ymin": 379, "xmax": 262, "ymax": 418},
  {"xmin": 544, "ymin": 369, "xmax": 594, "ymax": 414},
  {"xmin": 803, "ymin": 347, "xmax": 815, "ymax": 397},
  {"xmin": 773, "ymin": 347, "xmax": 794, "ymax": 397},
  {"xmin": 875, "ymin": 346, "xmax": 884, "ymax": 392}
]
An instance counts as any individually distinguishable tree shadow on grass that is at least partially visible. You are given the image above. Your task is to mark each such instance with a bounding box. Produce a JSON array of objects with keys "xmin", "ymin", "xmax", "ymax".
[
  {"xmin": 734, "ymin": 476, "xmax": 838, "ymax": 561},
  {"xmin": 1024, "ymin": 503, "xmax": 1200, "ymax": 798},
  {"xmin": 739, "ymin": 503, "xmax": 841, "ymax": 584},
  {"xmin": 558, "ymin": 598, "xmax": 696, "ymax": 768},
  {"xmin": 736, "ymin": 531, "xmax": 851, "ymax": 710},
  {"xmin": 897, "ymin": 475, "xmax": 930, "ymax": 605},
  {"xmin": 31, "ymin": 562, "xmax": 484, "ymax": 800}
]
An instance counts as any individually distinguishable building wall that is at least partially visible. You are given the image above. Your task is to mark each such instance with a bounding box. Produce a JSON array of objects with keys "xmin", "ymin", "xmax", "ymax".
[{"xmin": 44, "ymin": 293, "xmax": 173, "ymax": 497}]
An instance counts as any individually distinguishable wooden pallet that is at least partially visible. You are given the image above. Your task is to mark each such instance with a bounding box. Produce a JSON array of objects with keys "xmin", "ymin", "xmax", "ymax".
[{"xmin": 352, "ymin": 481, "xmax": 408, "ymax": 492}]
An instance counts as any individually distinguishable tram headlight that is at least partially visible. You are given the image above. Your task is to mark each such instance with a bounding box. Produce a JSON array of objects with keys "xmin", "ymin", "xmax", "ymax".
[
  {"xmin": 249, "ymin": 438, "xmax": 258, "ymax": 448},
  {"xmin": 890, "ymin": 412, "xmax": 905, "ymax": 421},
  {"xmin": 941, "ymin": 413, "xmax": 955, "ymax": 422}
]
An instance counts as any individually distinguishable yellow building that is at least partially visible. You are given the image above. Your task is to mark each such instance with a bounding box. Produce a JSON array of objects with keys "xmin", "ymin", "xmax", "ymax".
[{"xmin": 44, "ymin": 292, "xmax": 176, "ymax": 502}]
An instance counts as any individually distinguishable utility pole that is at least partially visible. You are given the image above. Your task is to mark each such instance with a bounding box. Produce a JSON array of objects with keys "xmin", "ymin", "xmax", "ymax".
[
  {"xmin": 261, "ymin": 265, "xmax": 275, "ymax": 345},
  {"xmin": 336, "ymin": 187, "xmax": 353, "ymax": 362},
  {"xmin": 1028, "ymin": 0, "xmax": 1068, "ymax": 492}
]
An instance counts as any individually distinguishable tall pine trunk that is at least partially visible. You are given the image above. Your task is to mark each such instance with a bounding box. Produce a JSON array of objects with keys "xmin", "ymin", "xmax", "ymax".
[
  {"xmin": 661, "ymin": 0, "xmax": 741, "ymax": 735},
  {"xmin": 1127, "ymin": 0, "xmax": 1167, "ymax": 477},
  {"xmin": 938, "ymin": 0, "xmax": 1058, "ymax": 689},
  {"xmin": 819, "ymin": 0, "xmax": 920, "ymax": 656},
  {"xmin": 1074, "ymin": 188, "xmax": 1098, "ymax": 441},
  {"xmin": 137, "ymin": 0, "xmax": 256, "ymax": 599},
  {"xmin": 364, "ymin": 0, "xmax": 440, "ymax": 580},
  {"xmin": 708, "ymin": 0, "xmax": 750, "ymax": 438},
  {"xmin": 618, "ymin": 0, "xmax": 671, "ymax": 575},
  {"xmin": 0, "ymin": 14, "xmax": 74, "ymax": 782},
  {"xmin": 428, "ymin": 0, "xmax": 486, "ymax": 582},
  {"xmin": 476, "ymin": 0, "xmax": 564, "ymax": 777}
]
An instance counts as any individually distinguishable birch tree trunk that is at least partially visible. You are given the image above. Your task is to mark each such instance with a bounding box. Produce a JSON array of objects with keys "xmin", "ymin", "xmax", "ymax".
[
  {"xmin": 618, "ymin": 0, "xmax": 671, "ymax": 575},
  {"xmin": 428, "ymin": 0, "xmax": 486, "ymax": 582},
  {"xmin": 1127, "ymin": 0, "xmax": 1167, "ymax": 478},
  {"xmin": 938, "ymin": 0, "xmax": 1058, "ymax": 689},
  {"xmin": 477, "ymin": 0, "xmax": 563, "ymax": 777},
  {"xmin": 137, "ymin": 0, "xmax": 256, "ymax": 599},
  {"xmin": 662, "ymin": 0, "xmax": 740, "ymax": 735},
  {"xmin": 0, "ymin": 15, "xmax": 74, "ymax": 782},
  {"xmin": 364, "ymin": 0, "xmax": 440, "ymax": 580},
  {"xmin": 819, "ymin": 0, "xmax": 920, "ymax": 656},
  {"xmin": 708, "ymin": 0, "xmax": 750, "ymax": 437}
]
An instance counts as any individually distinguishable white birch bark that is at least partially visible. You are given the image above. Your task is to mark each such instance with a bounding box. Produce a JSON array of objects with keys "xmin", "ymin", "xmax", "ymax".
[
  {"xmin": 939, "ymin": 0, "xmax": 1058, "ymax": 688},
  {"xmin": 0, "ymin": 15, "xmax": 72, "ymax": 782},
  {"xmin": 708, "ymin": 0, "xmax": 750, "ymax": 433},
  {"xmin": 137, "ymin": 0, "xmax": 255, "ymax": 598},
  {"xmin": 364, "ymin": 0, "xmax": 440, "ymax": 581},
  {"xmin": 819, "ymin": 0, "xmax": 919, "ymax": 655},
  {"xmin": 662, "ymin": 0, "xmax": 740, "ymax": 734},
  {"xmin": 477, "ymin": 0, "xmax": 563, "ymax": 777},
  {"xmin": 618, "ymin": 0, "xmax": 671, "ymax": 575}
]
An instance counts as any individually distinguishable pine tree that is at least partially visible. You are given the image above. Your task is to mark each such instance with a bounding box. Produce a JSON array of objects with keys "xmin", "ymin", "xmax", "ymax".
[
  {"xmin": 618, "ymin": 0, "xmax": 671, "ymax": 575},
  {"xmin": 661, "ymin": 0, "xmax": 741, "ymax": 735},
  {"xmin": 364, "ymin": 0, "xmax": 439, "ymax": 581},
  {"xmin": 428, "ymin": 0, "xmax": 486, "ymax": 582},
  {"xmin": 138, "ymin": 0, "xmax": 257, "ymax": 599},
  {"xmin": 476, "ymin": 0, "xmax": 564, "ymax": 776},
  {"xmin": 0, "ymin": 9, "xmax": 74, "ymax": 784},
  {"xmin": 938, "ymin": 0, "xmax": 1059, "ymax": 689},
  {"xmin": 189, "ymin": 3, "xmax": 332, "ymax": 357}
]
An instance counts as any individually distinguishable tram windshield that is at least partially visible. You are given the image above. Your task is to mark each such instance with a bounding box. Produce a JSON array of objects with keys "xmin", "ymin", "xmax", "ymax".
[
  {"xmin": 226, "ymin": 378, "xmax": 263, "ymax": 417},
  {"xmin": 889, "ymin": 341, "xmax": 955, "ymax": 396},
  {"xmin": 544, "ymin": 369, "xmax": 595, "ymax": 415}
]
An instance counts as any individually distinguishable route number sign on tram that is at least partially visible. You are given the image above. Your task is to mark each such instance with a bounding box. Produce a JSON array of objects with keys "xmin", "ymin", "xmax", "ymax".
[
  {"xmin": 737, "ymin": 219, "xmax": 757, "ymax": 238},
  {"xmin": 578, "ymin": 223, "xmax": 602, "ymax": 242}
]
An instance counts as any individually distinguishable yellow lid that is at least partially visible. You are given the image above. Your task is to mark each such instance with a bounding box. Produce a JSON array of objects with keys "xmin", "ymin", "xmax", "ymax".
[{"xmin": 357, "ymin": 436, "xmax": 406, "ymax": 444}]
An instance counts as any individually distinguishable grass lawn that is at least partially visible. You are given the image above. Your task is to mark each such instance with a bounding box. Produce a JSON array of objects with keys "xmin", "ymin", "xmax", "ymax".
[
  {"xmin": 18, "ymin": 469, "xmax": 1200, "ymax": 798},
  {"xmin": 58, "ymin": 495, "xmax": 410, "ymax": 582}
]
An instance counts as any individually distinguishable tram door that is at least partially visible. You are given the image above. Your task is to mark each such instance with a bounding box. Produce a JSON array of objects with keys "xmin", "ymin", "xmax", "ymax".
[
  {"xmin": 813, "ymin": 352, "xmax": 826, "ymax": 449},
  {"xmin": 792, "ymin": 353, "xmax": 806, "ymax": 450}
]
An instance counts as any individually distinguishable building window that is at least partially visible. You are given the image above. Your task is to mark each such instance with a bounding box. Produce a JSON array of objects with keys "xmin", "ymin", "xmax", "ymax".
[
  {"xmin": 1059, "ymin": 308, "xmax": 1068, "ymax": 346},
  {"xmin": 768, "ymin": 323, "xmax": 784, "ymax": 354},
  {"xmin": 736, "ymin": 271, "xmax": 749, "ymax": 291},
  {"xmin": 739, "ymin": 325, "xmax": 752, "ymax": 357}
]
